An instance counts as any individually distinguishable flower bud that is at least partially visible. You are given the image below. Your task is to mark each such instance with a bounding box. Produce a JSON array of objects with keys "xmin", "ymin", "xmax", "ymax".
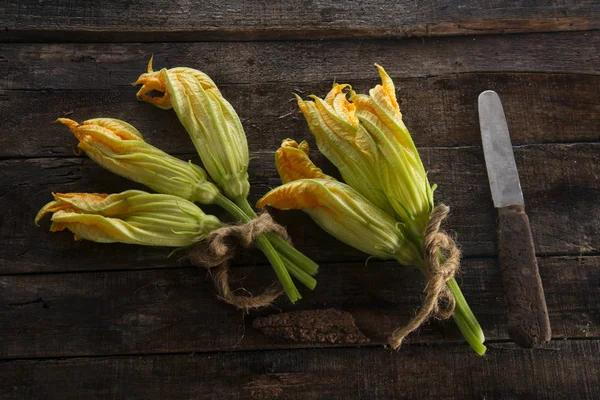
[
  {"xmin": 58, "ymin": 117, "xmax": 220, "ymax": 204},
  {"xmin": 296, "ymin": 85, "xmax": 393, "ymax": 214},
  {"xmin": 257, "ymin": 179, "xmax": 420, "ymax": 265},
  {"xmin": 35, "ymin": 190, "xmax": 222, "ymax": 247},
  {"xmin": 135, "ymin": 59, "xmax": 250, "ymax": 200},
  {"xmin": 351, "ymin": 65, "xmax": 435, "ymax": 234}
]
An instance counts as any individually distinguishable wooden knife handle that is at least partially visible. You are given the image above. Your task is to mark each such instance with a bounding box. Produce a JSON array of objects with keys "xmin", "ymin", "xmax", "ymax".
[{"xmin": 498, "ymin": 204, "xmax": 551, "ymax": 348}]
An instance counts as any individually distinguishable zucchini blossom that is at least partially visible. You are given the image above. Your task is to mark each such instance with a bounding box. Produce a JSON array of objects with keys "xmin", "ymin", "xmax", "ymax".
[
  {"xmin": 35, "ymin": 190, "xmax": 222, "ymax": 247},
  {"xmin": 134, "ymin": 59, "xmax": 249, "ymax": 200},
  {"xmin": 57, "ymin": 118, "xmax": 220, "ymax": 204},
  {"xmin": 260, "ymin": 66, "xmax": 486, "ymax": 355},
  {"xmin": 134, "ymin": 59, "xmax": 320, "ymax": 303},
  {"xmin": 295, "ymin": 85, "xmax": 393, "ymax": 215},
  {"xmin": 351, "ymin": 65, "xmax": 435, "ymax": 237}
]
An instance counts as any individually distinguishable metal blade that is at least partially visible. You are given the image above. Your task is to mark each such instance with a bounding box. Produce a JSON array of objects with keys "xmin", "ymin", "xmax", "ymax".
[{"xmin": 478, "ymin": 90, "xmax": 524, "ymax": 208}]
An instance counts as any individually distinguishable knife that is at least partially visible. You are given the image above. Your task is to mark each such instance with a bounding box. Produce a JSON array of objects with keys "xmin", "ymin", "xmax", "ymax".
[{"xmin": 478, "ymin": 90, "xmax": 551, "ymax": 349}]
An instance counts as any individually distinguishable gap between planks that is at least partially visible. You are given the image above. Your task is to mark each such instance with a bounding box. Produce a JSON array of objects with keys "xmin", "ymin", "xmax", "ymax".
[{"xmin": 0, "ymin": 337, "xmax": 598, "ymax": 363}]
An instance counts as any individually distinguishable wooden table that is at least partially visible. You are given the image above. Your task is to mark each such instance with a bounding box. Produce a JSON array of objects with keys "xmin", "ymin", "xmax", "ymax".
[{"xmin": 1, "ymin": 2, "xmax": 599, "ymax": 399}]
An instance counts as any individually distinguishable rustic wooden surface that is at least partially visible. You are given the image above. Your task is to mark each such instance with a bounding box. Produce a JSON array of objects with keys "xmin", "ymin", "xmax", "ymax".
[
  {"xmin": 1, "ymin": 2, "xmax": 599, "ymax": 399},
  {"xmin": 2, "ymin": 0, "xmax": 599, "ymax": 42}
]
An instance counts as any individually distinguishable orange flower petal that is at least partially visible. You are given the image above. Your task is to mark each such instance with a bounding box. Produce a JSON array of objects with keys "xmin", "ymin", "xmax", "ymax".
[
  {"xmin": 275, "ymin": 140, "xmax": 333, "ymax": 183},
  {"xmin": 257, "ymin": 180, "xmax": 327, "ymax": 210},
  {"xmin": 134, "ymin": 62, "xmax": 172, "ymax": 110},
  {"xmin": 374, "ymin": 64, "xmax": 400, "ymax": 111},
  {"xmin": 83, "ymin": 118, "xmax": 144, "ymax": 140}
]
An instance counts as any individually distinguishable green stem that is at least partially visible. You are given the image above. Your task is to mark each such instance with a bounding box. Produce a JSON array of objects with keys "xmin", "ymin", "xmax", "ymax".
[
  {"xmin": 266, "ymin": 234, "xmax": 319, "ymax": 276},
  {"xmin": 214, "ymin": 194, "xmax": 301, "ymax": 303},
  {"xmin": 447, "ymin": 277, "xmax": 487, "ymax": 355},
  {"xmin": 235, "ymin": 196, "xmax": 319, "ymax": 276},
  {"xmin": 409, "ymin": 255, "xmax": 486, "ymax": 355},
  {"xmin": 254, "ymin": 234, "xmax": 302, "ymax": 303},
  {"xmin": 280, "ymin": 253, "xmax": 317, "ymax": 290},
  {"xmin": 214, "ymin": 194, "xmax": 253, "ymax": 224},
  {"xmin": 215, "ymin": 194, "xmax": 318, "ymax": 280}
]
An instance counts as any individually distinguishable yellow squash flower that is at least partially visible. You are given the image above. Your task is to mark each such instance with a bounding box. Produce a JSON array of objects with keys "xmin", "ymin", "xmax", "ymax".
[
  {"xmin": 296, "ymin": 84, "xmax": 393, "ymax": 214},
  {"xmin": 134, "ymin": 58, "xmax": 322, "ymax": 303},
  {"xmin": 269, "ymin": 139, "xmax": 419, "ymax": 264},
  {"xmin": 58, "ymin": 118, "xmax": 220, "ymax": 204},
  {"xmin": 35, "ymin": 190, "xmax": 222, "ymax": 247},
  {"xmin": 257, "ymin": 179, "xmax": 420, "ymax": 266},
  {"xmin": 351, "ymin": 65, "xmax": 435, "ymax": 235},
  {"xmin": 263, "ymin": 69, "xmax": 485, "ymax": 355},
  {"xmin": 134, "ymin": 59, "xmax": 250, "ymax": 200}
]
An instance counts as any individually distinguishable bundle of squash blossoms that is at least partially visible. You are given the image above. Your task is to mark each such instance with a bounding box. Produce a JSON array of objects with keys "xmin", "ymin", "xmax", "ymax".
[
  {"xmin": 257, "ymin": 65, "xmax": 486, "ymax": 354},
  {"xmin": 36, "ymin": 58, "xmax": 319, "ymax": 308}
]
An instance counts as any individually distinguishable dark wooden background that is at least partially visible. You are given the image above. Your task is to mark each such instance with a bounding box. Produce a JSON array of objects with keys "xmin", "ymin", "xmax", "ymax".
[{"xmin": 1, "ymin": 1, "xmax": 599, "ymax": 399}]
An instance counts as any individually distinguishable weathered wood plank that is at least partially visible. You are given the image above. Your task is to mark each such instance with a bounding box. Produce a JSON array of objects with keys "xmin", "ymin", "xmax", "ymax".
[
  {"xmin": 3, "ymin": 32, "xmax": 599, "ymax": 91},
  {"xmin": 1, "ymin": 340, "xmax": 599, "ymax": 400},
  {"xmin": 0, "ymin": 255, "xmax": 597, "ymax": 358},
  {"xmin": 2, "ymin": 0, "xmax": 599, "ymax": 42},
  {"xmin": 1, "ymin": 143, "xmax": 597, "ymax": 274},
  {"xmin": 2, "ymin": 72, "xmax": 599, "ymax": 160}
]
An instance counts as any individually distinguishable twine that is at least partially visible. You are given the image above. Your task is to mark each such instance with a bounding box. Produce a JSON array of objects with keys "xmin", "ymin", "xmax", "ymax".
[
  {"xmin": 188, "ymin": 213, "xmax": 287, "ymax": 311},
  {"xmin": 388, "ymin": 204, "xmax": 461, "ymax": 350}
]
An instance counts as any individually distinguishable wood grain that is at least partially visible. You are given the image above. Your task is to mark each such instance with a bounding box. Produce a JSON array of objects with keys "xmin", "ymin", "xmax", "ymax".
[
  {"xmin": 2, "ymin": 143, "xmax": 597, "ymax": 274},
  {"xmin": 0, "ymin": 255, "xmax": 597, "ymax": 358},
  {"xmin": 3, "ymin": 32, "xmax": 599, "ymax": 90},
  {"xmin": 2, "ymin": 73, "xmax": 599, "ymax": 160},
  {"xmin": 2, "ymin": 32, "xmax": 598, "ymax": 161},
  {"xmin": 2, "ymin": 0, "xmax": 599, "ymax": 42},
  {"xmin": 1, "ymin": 340, "xmax": 599, "ymax": 399},
  {"xmin": 2, "ymin": 1, "xmax": 599, "ymax": 397}
]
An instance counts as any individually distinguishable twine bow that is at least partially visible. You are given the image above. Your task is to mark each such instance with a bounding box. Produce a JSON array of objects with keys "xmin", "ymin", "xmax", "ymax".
[
  {"xmin": 188, "ymin": 213, "xmax": 287, "ymax": 311},
  {"xmin": 388, "ymin": 204, "xmax": 461, "ymax": 349}
]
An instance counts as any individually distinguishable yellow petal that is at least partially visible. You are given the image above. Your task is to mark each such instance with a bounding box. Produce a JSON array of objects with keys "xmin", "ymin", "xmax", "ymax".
[
  {"xmin": 35, "ymin": 192, "xmax": 109, "ymax": 226},
  {"xmin": 83, "ymin": 118, "xmax": 144, "ymax": 140},
  {"xmin": 350, "ymin": 93, "xmax": 378, "ymax": 116},
  {"xmin": 37, "ymin": 191, "xmax": 223, "ymax": 247},
  {"xmin": 35, "ymin": 200, "xmax": 73, "ymax": 226},
  {"xmin": 170, "ymin": 67, "xmax": 219, "ymax": 93},
  {"xmin": 374, "ymin": 64, "xmax": 399, "ymax": 111},
  {"xmin": 52, "ymin": 192, "xmax": 130, "ymax": 216},
  {"xmin": 53, "ymin": 192, "xmax": 109, "ymax": 205},
  {"xmin": 275, "ymin": 139, "xmax": 333, "ymax": 183},
  {"xmin": 257, "ymin": 179, "xmax": 327, "ymax": 210},
  {"xmin": 311, "ymin": 96, "xmax": 356, "ymax": 137},
  {"xmin": 297, "ymin": 140, "xmax": 310, "ymax": 154},
  {"xmin": 57, "ymin": 118, "xmax": 140, "ymax": 155},
  {"xmin": 134, "ymin": 65, "xmax": 172, "ymax": 110},
  {"xmin": 325, "ymin": 84, "xmax": 359, "ymax": 128}
]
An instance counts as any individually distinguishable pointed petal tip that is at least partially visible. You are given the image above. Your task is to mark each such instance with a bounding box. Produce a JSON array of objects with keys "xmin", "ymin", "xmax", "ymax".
[
  {"xmin": 294, "ymin": 93, "xmax": 307, "ymax": 108},
  {"xmin": 147, "ymin": 54, "xmax": 154, "ymax": 73},
  {"xmin": 255, "ymin": 196, "xmax": 268, "ymax": 209},
  {"xmin": 34, "ymin": 200, "xmax": 57, "ymax": 226},
  {"xmin": 56, "ymin": 118, "xmax": 80, "ymax": 130}
]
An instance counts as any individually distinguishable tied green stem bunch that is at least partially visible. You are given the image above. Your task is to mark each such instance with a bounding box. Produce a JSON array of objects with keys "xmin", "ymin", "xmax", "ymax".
[
  {"xmin": 133, "ymin": 58, "xmax": 318, "ymax": 303},
  {"xmin": 257, "ymin": 66, "xmax": 486, "ymax": 355}
]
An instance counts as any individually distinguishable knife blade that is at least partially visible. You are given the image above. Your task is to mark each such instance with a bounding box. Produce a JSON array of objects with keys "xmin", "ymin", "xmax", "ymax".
[{"xmin": 478, "ymin": 90, "xmax": 551, "ymax": 349}]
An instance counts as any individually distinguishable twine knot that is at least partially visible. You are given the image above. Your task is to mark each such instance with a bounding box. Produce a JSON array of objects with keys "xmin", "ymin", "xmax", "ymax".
[
  {"xmin": 188, "ymin": 213, "xmax": 287, "ymax": 311},
  {"xmin": 388, "ymin": 204, "xmax": 461, "ymax": 350}
]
